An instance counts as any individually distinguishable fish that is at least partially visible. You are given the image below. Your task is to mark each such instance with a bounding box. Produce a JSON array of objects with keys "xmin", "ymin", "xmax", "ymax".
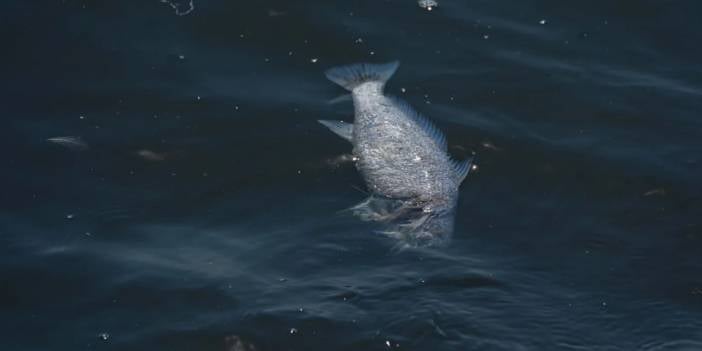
[{"xmin": 319, "ymin": 61, "xmax": 473, "ymax": 246}]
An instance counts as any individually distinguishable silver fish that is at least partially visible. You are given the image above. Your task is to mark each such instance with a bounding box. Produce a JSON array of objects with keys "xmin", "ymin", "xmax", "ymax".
[{"xmin": 319, "ymin": 61, "xmax": 473, "ymax": 246}]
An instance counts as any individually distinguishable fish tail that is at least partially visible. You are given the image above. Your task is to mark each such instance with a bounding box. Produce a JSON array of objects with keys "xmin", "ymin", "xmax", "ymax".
[{"xmin": 324, "ymin": 61, "xmax": 399, "ymax": 92}]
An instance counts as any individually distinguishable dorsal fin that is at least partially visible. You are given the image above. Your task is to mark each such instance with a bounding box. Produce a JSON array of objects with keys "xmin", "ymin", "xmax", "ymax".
[
  {"xmin": 452, "ymin": 157, "xmax": 474, "ymax": 183},
  {"xmin": 389, "ymin": 97, "xmax": 447, "ymax": 151}
]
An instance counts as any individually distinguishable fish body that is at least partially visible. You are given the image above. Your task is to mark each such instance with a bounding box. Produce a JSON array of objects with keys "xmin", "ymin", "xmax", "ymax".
[{"xmin": 320, "ymin": 62, "xmax": 472, "ymax": 246}]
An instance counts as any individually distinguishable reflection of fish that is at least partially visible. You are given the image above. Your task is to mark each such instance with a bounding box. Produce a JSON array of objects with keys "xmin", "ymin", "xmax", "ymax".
[
  {"xmin": 320, "ymin": 61, "xmax": 473, "ymax": 246},
  {"xmin": 46, "ymin": 136, "xmax": 88, "ymax": 150}
]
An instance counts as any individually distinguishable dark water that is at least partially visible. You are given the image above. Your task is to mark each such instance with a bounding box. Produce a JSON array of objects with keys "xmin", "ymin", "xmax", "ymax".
[{"xmin": 3, "ymin": 1, "xmax": 702, "ymax": 350}]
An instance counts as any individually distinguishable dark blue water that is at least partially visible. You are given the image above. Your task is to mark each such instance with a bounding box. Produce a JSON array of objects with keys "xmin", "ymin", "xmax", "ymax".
[{"xmin": 2, "ymin": 1, "xmax": 702, "ymax": 350}]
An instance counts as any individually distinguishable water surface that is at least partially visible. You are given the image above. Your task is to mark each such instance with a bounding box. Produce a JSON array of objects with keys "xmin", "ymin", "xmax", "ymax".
[{"xmin": 2, "ymin": 1, "xmax": 701, "ymax": 350}]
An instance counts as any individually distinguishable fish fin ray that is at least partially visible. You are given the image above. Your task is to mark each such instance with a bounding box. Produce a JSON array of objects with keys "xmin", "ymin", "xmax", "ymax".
[
  {"xmin": 318, "ymin": 119, "xmax": 353, "ymax": 142},
  {"xmin": 389, "ymin": 97, "xmax": 447, "ymax": 151},
  {"xmin": 327, "ymin": 93, "xmax": 352, "ymax": 105},
  {"xmin": 452, "ymin": 157, "xmax": 474, "ymax": 183},
  {"xmin": 325, "ymin": 61, "xmax": 399, "ymax": 91}
]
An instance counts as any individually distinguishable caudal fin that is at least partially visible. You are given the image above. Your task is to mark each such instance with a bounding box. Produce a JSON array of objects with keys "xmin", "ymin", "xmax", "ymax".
[{"xmin": 324, "ymin": 61, "xmax": 400, "ymax": 91}]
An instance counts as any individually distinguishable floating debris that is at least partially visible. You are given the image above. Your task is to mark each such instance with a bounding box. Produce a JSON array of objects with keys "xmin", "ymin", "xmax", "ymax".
[
  {"xmin": 539, "ymin": 19, "xmax": 547, "ymax": 25},
  {"xmin": 451, "ymin": 145, "xmax": 467, "ymax": 152},
  {"xmin": 289, "ymin": 328, "xmax": 298, "ymax": 335},
  {"xmin": 47, "ymin": 136, "xmax": 88, "ymax": 151},
  {"xmin": 97, "ymin": 332, "xmax": 110, "ymax": 341},
  {"xmin": 480, "ymin": 141, "xmax": 501, "ymax": 151},
  {"xmin": 644, "ymin": 188, "xmax": 666, "ymax": 197},
  {"xmin": 418, "ymin": 0, "xmax": 438, "ymax": 11},
  {"xmin": 160, "ymin": 0, "xmax": 194, "ymax": 16},
  {"xmin": 136, "ymin": 150, "xmax": 167, "ymax": 162},
  {"xmin": 267, "ymin": 9, "xmax": 287, "ymax": 17}
]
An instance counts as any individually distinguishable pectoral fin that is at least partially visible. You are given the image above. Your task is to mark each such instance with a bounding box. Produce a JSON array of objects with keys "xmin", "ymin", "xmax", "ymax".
[
  {"xmin": 452, "ymin": 156, "xmax": 474, "ymax": 183},
  {"xmin": 327, "ymin": 93, "xmax": 352, "ymax": 105},
  {"xmin": 318, "ymin": 120, "xmax": 353, "ymax": 142},
  {"xmin": 389, "ymin": 97, "xmax": 447, "ymax": 151}
]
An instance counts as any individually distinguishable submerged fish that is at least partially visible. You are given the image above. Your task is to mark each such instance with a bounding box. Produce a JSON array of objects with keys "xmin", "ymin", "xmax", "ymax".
[{"xmin": 319, "ymin": 61, "xmax": 473, "ymax": 246}]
